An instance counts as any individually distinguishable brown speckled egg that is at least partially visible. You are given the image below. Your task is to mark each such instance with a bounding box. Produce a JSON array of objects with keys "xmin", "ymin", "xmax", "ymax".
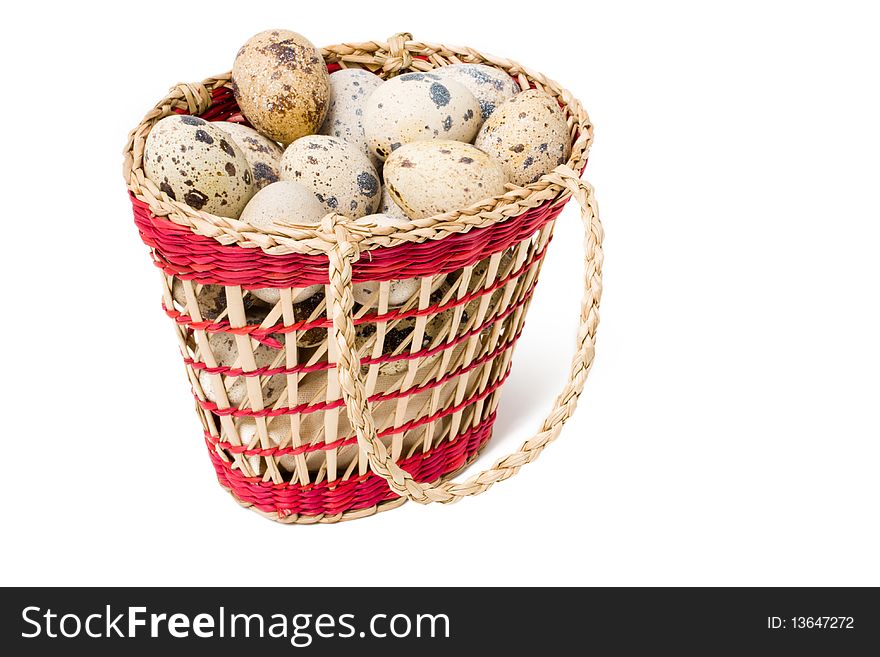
[
  {"xmin": 213, "ymin": 121, "xmax": 284, "ymax": 189},
  {"xmin": 279, "ymin": 135, "xmax": 380, "ymax": 218},
  {"xmin": 196, "ymin": 332, "xmax": 284, "ymax": 407},
  {"xmin": 319, "ymin": 68, "xmax": 384, "ymax": 168},
  {"xmin": 363, "ymin": 72, "xmax": 481, "ymax": 161},
  {"xmin": 432, "ymin": 64, "xmax": 520, "ymax": 121},
  {"xmin": 474, "ymin": 89, "xmax": 571, "ymax": 186},
  {"xmin": 143, "ymin": 115, "xmax": 255, "ymax": 218},
  {"xmin": 379, "ymin": 186, "xmax": 408, "ymax": 220},
  {"xmin": 231, "ymin": 30, "xmax": 330, "ymax": 145},
  {"xmin": 384, "ymin": 140, "xmax": 507, "ymax": 219}
]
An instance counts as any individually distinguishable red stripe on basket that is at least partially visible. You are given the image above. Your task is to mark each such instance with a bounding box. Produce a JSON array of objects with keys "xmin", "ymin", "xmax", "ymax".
[
  {"xmin": 207, "ymin": 363, "xmax": 511, "ymax": 457},
  {"xmin": 209, "ymin": 411, "xmax": 496, "ymax": 517},
  {"xmin": 163, "ymin": 237, "xmax": 550, "ymax": 335},
  {"xmin": 197, "ymin": 325, "xmax": 520, "ymax": 421},
  {"xmin": 183, "ymin": 279, "xmax": 534, "ymax": 380},
  {"xmin": 132, "ymin": 188, "xmax": 565, "ymax": 288}
]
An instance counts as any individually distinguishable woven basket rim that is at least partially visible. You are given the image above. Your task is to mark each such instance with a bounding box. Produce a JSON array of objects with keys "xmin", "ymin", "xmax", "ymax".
[{"xmin": 122, "ymin": 34, "xmax": 593, "ymax": 256}]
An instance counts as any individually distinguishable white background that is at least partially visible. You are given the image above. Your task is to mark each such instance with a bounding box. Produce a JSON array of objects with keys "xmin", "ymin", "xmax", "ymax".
[{"xmin": 0, "ymin": 0, "xmax": 877, "ymax": 587}]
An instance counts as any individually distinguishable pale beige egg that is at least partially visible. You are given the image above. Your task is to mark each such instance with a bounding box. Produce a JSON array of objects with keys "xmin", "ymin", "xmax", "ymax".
[
  {"xmin": 280, "ymin": 135, "xmax": 381, "ymax": 218},
  {"xmin": 231, "ymin": 30, "xmax": 330, "ymax": 145},
  {"xmin": 383, "ymin": 140, "xmax": 507, "ymax": 219},
  {"xmin": 239, "ymin": 180, "xmax": 327, "ymax": 305},
  {"xmin": 474, "ymin": 89, "xmax": 571, "ymax": 186},
  {"xmin": 144, "ymin": 115, "xmax": 255, "ymax": 218},
  {"xmin": 213, "ymin": 121, "xmax": 284, "ymax": 189},
  {"xmin": 240, "ymin": 179, "xmax": 326, "ymax": 229},
  {"xmin": 319, "ymin": 68, "xmax": 384, "ymax": 168},
  {"xmin": 431, "ymin": 63, "xmax": 520, "ymax": 121},
  {"xmin": 363, "ymin": 72, "xmax": 481, "ymax": 161},
  {"xmin": 250, "ymin": 284, "xmax": 323, "ymax": 307},
  {"xmin": 196, "ymin": 332, "xmax": 285, "ymax": 407}
]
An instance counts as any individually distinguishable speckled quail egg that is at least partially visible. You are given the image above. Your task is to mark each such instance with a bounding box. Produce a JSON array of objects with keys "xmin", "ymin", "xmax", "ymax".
[
  {"xmin": 319, "ymin": 68, "xmax": 384, "ymax": 168},
  {"xmin": 350, "ymin": 214, "xmax": 446, "ymax": 308},
  {"xmin": 213, "ymin": 121, "xmax": 284, "ymax": 189},
  {"xmin": 384, "ymin": 140, "xmax": 507, "ymax": 219},
  {"xmin": 379, "ymin": 186, "xmax": 408, "ymax": 220},
  {"xmin": 363, "ymin": 72, "xmax": 482, "ymax": 161},
  {"xmin": 431, "ymin": 64, "xmax": 520, "ymax": 121},
  {"xmin": 196, "ymin": 332, "xmax": 285, "ymax": 407},
  {"xmin": 474, "ymin": 89, "xmax": 571, "ymax": 186},
  {"xmin": 171, "ymin": 279, "xmax": 238, "ymax": 320},
  {"xmin": 143, "ymin": 115, "xmax": 255, "ymax": 218},
  {"xmin": 280, "ymin": 135, "xmax": 380, "ymax": 218},
  {"xmin": 231, "ymin": 30, "xmax": 330, "ymax": 145},
  {"xmin": 352, "ymin": 276, "xmax": 419, "ymax": 309},
  {"xmin": 291, "ymin": 290, "xmax": 327, "ymax": 348}
]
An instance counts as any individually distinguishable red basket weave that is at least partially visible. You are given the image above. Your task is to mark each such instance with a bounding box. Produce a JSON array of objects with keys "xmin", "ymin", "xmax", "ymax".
[{"xmin": 123, "ymin": 34, "xmax": 602, "ymax": 523}]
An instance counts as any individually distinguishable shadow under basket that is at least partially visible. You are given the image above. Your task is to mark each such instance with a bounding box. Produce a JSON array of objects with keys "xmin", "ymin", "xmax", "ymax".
[{"xmin": 123, "ymin": 34, "xmax": 603, "ymax": 523}]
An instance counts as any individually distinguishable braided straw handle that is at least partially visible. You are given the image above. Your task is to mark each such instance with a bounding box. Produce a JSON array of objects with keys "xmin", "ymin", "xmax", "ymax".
[{"xmin": 326, "ymin": 165, "xmax": 603, "ymax": 504}]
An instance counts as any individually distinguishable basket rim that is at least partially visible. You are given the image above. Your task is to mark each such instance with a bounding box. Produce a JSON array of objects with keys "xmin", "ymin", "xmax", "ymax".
[{"xmin": 122, "ymin": 33, "xmax": 593, "ymax": 257}]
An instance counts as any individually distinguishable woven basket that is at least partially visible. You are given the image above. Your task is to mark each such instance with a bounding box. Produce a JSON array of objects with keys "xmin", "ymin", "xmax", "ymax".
[{"xmin": 123, "ymin": 33, "xmax": 603, "ymax": 523}]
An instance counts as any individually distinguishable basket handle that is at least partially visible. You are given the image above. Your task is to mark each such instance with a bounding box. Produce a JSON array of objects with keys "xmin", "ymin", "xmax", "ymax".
[{"xmin": 325, "ymin": 165, "xmax": 603, "ymax": 504}]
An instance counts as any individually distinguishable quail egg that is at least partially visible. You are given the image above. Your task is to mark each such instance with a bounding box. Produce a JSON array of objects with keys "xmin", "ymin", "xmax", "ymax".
[
  {"xmin": 231, "ymin": 30, "xmax": 330, "ymax": 145},
  {"xmin": 383, "ymin": 140, "xmax": 507, "ymax": 219},
  {"xmin": 363, "ymin": 72, "xmax": 481, "ymax": 161},
  {"xmin": 319, "ymin": 68, "xmax": 384, "ymax": 168},
  {"xmin": 432, "ymin": 63, "xmax": 520, "ymax": 120},
  {"xmin": 280, "ymin": 135, "xmax": 380, "ymax": 218},
  {"xmin": 474, "ymin": 89, "xmax": 571, "ymax": 186},
  {"xmin": 196, "ymin": 332, "xmax": 285, "ymax": 407},
  {"xmin": 213, "ymin": 121, "xmax": 284, "ymax": 189},
  {"xmin": 143, "ymin": 114, "xmax": 255, "ymax": 218}
]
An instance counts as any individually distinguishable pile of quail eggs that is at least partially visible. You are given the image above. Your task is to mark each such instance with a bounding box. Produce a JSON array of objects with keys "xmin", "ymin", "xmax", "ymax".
[
  {"xmin": 146, "ymin": 30, "xmax": 570, "ymax": 436},
  {"xmin": 144, "ymin": 28, "xmax": 571, "ymax": 232}
]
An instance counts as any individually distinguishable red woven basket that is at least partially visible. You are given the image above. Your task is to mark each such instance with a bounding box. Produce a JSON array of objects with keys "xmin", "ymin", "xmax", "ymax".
[{"xmin": 123, "ymin": 34, "xmax": 603, "ymax": 523}]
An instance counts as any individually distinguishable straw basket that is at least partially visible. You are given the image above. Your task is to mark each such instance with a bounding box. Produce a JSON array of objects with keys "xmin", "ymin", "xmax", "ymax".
[{"xmin": 123, "ymin": 33, "xmax": 603, "ymax": 523}]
